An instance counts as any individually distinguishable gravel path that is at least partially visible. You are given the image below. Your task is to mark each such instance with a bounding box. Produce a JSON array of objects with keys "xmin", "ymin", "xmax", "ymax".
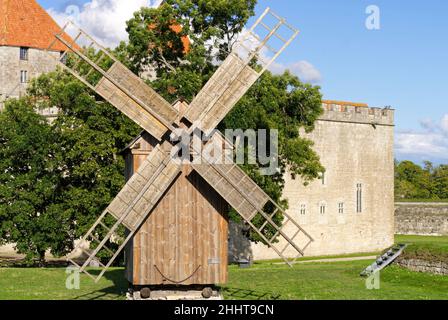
[{"xmin": 274, "ymin": 256, "xmax": 377, "ymax": 265}]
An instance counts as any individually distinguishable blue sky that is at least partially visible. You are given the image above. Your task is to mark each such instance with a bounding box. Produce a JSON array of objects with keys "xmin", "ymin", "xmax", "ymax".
[{"xmin": 39, "ymin": 0, "xmax": 448, "ymax": 164}]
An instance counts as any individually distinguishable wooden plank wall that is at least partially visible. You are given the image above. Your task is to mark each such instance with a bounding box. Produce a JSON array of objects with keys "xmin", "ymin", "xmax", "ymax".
[{"xmin": 124, "ymin": 132, "xmax": 229, "ymax": 286}]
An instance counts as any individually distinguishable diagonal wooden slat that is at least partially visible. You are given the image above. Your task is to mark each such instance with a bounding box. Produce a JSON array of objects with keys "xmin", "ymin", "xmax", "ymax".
[
  {"xmin": 70, "ymin": 141, "xmax": 182, "ymax": 281},
  {"xmin": 191, "ymin": 133, "xmax": 313, "ymax": 265},
  {"xmin": 50, "ymin": 22, "xmax": 178, "ymax": 140},
  {"xmin": 183, "ymin": 7, "xmax": 299, "ymax": 135}
]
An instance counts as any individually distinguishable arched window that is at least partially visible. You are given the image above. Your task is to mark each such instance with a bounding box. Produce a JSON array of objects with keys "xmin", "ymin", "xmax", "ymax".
[
  {"xmin": 356, "ymin": 183, "xmax": 363, "ymax": 213},
  {"xmin": 319, "ymin": 202, "xmax": 326, "ymax": 215},
  {"xmin": 338, "ymin": 202, "xmax": 344, "ymax": 214}
]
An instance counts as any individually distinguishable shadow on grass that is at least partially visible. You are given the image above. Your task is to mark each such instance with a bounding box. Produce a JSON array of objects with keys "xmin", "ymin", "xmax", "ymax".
[
  {"xmin": 73, "ymin": 268, "xmax": 128, "ymax": 300},
  {"xmin": 221, "ymin": 287, "xmax": 281, "ymax": 300}
]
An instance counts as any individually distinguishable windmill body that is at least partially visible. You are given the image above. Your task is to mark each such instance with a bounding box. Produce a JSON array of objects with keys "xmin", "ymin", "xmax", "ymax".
[
  {"xmin": 122, "ymin": 102, "xmax": 229, "ymax": 287},
  {"xmin": 47, "ymin": 7, "xmax": 314, "ymax": 292}
]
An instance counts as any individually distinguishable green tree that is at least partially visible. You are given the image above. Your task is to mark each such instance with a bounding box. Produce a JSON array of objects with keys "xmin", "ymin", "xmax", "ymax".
[
  {"xmin": 432, "ymin": 165, "xmax": 448, "ymax": 199},
  {"xmin": 27, "ymin": 70, "xmax": 141, "ymax": 262},
  {"xmin": 395, "ymin": 160, "xmax": 433, "ymax": 199},
  {"xmin": 0, "ymin": 100, "xmax": 63, "ymax": 265},
  {"xmin": 0, "ymin": 69, "xmax": 141, "ymax": 265}
]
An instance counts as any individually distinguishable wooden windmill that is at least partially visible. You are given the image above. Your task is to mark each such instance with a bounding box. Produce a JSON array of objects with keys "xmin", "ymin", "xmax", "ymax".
[{"xmin": 48, "ymin": 7, "xmax": 314, "ymax": 291}]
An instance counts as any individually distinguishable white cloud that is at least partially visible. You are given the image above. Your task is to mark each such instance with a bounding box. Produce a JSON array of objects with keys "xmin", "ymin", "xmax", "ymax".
[
  {"xmin": 234, "ymin": 28, "xmax": 322, "ymax": 84},
  {"xmin": 396, "ymin": 114, "xmax": 448, "ymax": 162},
  {"xmin": 270, "ymin": 60, "xmax": 322, "ymax": 84},
  {"xmin": 441, "ymin": 114, "xmax": 448, "ymax": 134},
  {"xmin": 47, "ymin": 0, "xmax": 162, "ymax": 48}
]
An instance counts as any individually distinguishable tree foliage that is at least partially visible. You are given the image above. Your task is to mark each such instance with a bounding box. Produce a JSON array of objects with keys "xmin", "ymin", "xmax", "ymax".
[
  {"xmin": 0, "ymin": 70, "xmax": 140, "ymax": 264},
  {"xmin": 0, "ymin": 100, "xmax": 63, "ymax": 265},
  {"xmin": 395, "ymin": 160, "xmax": 448, "ymax": 200}
]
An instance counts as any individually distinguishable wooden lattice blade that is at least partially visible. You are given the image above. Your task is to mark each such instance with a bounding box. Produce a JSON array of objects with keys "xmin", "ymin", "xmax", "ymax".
[
  {"xmin": 192, "ymin": 161, "xmax": 269, "ymax": 221},
  {"xmin": 184, "ymin": 53, "xmax": 259, "ymax": 135},
  {"xmin": 96, "ymin": 62, "xmax": 178, "ymax": 133},
  {"xmin": 191, "ymin": 134, "xmax": 313, "ymax": 264},
  {"xmin": 183, "ymin": 8, "xmax": 299, "ymax": 135},
  {"xmin": 95, "ymin": 70, "xmax": 169, "ymax": 140},
  {"xmin": 70, "ymin": 141, "xmax": 182, "ymax": 281},
  {"xmin": 50, "ymin": 23, "xmax": 177, "ymax": 140},
  {"xmin": 107, "ymin": 141, "xmax": 181, "ymax": 231}
]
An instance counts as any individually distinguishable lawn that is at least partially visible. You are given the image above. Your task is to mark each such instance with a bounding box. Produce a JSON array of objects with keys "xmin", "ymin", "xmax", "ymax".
[
  {"xmin": 0, "ymin": 235, "xmax": 447, "ymax": 300},
  {"xmin": 0, "ymin": 267, "xmax": 127, "ymax": 300},
  {"xmin": 396, "ymin": 234, "xmax": 448, "ymax": 263}
]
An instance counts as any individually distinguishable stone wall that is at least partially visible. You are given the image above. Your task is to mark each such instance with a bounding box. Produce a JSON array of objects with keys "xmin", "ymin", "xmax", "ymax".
[
  {"xmin": 230, "ymin": 105, "xmax": 395, "ymax": 261},
  {"xmin": 396, "ymin": 258, "xmax": 448, "ymax": 275},
  {"xmin": 0, "ymin": 46, "xmax": 59, "ymax": 119},
  {"xmin": 395, "ymin": 203, "xmax": 448, "ymax": 236}
]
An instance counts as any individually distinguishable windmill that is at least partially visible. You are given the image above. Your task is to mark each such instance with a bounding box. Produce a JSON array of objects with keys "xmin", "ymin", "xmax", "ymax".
[{"xmin": 47, "ymin": 7, "xmax": 314, "ymax": 288}]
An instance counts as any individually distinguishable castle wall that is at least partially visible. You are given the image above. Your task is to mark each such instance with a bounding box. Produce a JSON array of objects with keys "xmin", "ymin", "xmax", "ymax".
[
  {"xmin": 0, "ymin": 46, "xmax": 59, "ymax": 119},
  {"xmin": 395, "ymin": 202, "xmax": 448, "ymax": 236},
  {"xmin": 229, "ymin": 104, "xmax": 395, "ymax": 260}
]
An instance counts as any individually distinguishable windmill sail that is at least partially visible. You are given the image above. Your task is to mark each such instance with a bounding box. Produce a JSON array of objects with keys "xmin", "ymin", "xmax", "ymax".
[
  {"xmin": 48, "ymin": 22, "xmax": 178, "ymax": 140},
  {"xmin": 192, "ymin": 133, "xmax": 313, "ymax": 266},
  {"xmin": 184, "ymin": 7, "xmax": 299, "ymax": 135},
  {"xmin": 69, "ymin": 141, "xmax": 181, "ymax": 282}
]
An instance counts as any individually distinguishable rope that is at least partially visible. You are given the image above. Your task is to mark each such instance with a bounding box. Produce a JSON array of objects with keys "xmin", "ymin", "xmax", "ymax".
[{"xmin": 153, "ymin": 264, "xmax": 202, "ymax": 284}]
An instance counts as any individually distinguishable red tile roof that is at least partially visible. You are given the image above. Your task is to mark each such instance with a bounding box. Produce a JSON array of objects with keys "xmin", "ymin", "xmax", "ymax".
[
  {"xmin": 0, "ymin": 0, "xmax": 72, "ymax": 51},
  {"xmin": 148, "ymin": 22, "xmax": 190, "ymax": 54}
]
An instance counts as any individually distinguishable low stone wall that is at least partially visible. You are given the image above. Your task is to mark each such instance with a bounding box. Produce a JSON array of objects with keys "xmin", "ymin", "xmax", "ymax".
[
  {"xmin": 396, "ymin": 258, "xmax": 448, "ymax": 275},
  {"xmin": 395, "ymin": 202, "xmax": 448, "ymax": 236}
]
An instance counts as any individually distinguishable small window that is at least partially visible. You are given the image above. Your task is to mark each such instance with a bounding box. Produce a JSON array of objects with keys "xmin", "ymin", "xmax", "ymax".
[
  {"xmin": 338, "ymin": 202, "xmax": 344, "ymax": 214},
  {"xmin": 20, "ymin": 70, "xmax": 28, "ymax": 83},
  {"xmin": 300, "ymin": 204, "xmax": 306, "ymax": 215},
  {"xmin": 20, "ymin": 47, "xmax": 29, "ymax": 60},
  {"xmin": 60, "ymin": 51, "xmax": 67, "ymax": 64},
  {"xmin": 356, "ymin": 183, "xmax": 363, "ymax": 213},
  {"xmin": 321, "ymin": 172, "xmax": 326, "ymax": 185},
  {"xmin": 319, "ymin": 203, "xmax": 326, "ymax": 215}
]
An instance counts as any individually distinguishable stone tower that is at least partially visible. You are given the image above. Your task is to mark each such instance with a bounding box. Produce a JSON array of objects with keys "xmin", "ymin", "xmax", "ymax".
[
  {"xmin": 0, "ymin": 0, "xmax": 69, "ymax": 119},
  {"xmin": 229, "ymin": 100, "xmax": 395, "ymax": 260}
]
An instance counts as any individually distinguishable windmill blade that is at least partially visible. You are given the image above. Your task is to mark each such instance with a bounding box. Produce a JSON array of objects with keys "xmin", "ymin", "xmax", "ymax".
[
  {"xmin": 48, "ymin": 22, "xmax": 178, "ymax": 140},
  {"xmin": 69, "ymin": 141, "xmax": 181, "ymax": 282},
  {"xmin": 183, "ymin": 7, "xmax": 299, "ymax": 135},
  {"xmin": 191, "ymin": 133, "xmax": 313, "ymax": 266}
]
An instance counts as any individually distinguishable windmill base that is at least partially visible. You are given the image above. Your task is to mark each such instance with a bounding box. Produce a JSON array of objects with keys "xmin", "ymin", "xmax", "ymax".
[{"xmin": 127, "ymin": 285, "xmax": 223, "ymax": 301}]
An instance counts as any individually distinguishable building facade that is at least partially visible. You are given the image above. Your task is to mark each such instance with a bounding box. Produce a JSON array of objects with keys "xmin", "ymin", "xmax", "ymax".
[
  {"xmin": 0, "ymin": 0, "xmax": 67, "ymax": 119},
  {"xmin": 229, "ymin": 101, "xmax": 395, "ymax": 260}
]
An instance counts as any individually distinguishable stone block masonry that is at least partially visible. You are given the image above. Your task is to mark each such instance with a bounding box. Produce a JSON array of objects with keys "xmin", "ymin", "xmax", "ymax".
[
  {"xmin": 395, "ymin": 202, "xmax": 448, "ymax": 236},
  {"xmin": 396, "ymin": 258, "xmax": 448, "ymax": 275},
  {"xmin": 0, "ymin": 46, "xmax": 60, "ymax": 119}
]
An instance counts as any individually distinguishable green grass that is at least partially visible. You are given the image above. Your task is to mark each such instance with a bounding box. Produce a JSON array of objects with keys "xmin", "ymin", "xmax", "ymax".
[
  {"xmin": 395, "ymin": 234, "xmax": 448, "ymax": 263},
  {"xmin": 1, "ymin": 259, "xmax": 447, "ymax": 300},
  {"xmin": 0, "ymin": 267, "xmax": 127, "ymax": 300},
  {"xmin": 222, "ymin": 260, "xmax": 448, "ymax": 300},
  {"xmin": 1, "ymin": 235, "xmax": 447, "ymax": 300}
]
